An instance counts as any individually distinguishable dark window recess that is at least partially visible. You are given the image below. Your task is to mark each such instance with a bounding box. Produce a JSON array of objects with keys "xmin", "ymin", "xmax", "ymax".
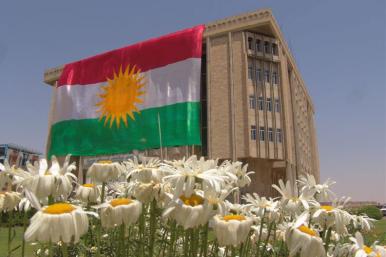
[
  {"xmin": 258, "ymin": 97, "xmax": 264, "ymax": 110},
  {"xmin": 268, "ymin": 128, "xmax": 274, "ymax": 142},
  {"xmin": 248, "ymin": 37, "xmax": 253, "ymax": 50},
  {"xmin": 272, "ymin": 43, "xmax": 278, "ymax": 55},
  {"xmin": 259, "ymin": 127, "xmax": 265, "ymax": 141},
  {"xmin": 264, "ymin": 41, "xmax": 270, "ymax": 53},
  {"xmin": 251, "ymin": 126, "xmax": 257, "ymax": 140},
  {"xmin": 266, "ymin": 98, "xmax": 272, "ymax": 112},
  {"xmin": 264, "ymin": 70, "xmax": 270, "ymax": 82},
  {"xmin": 256, "ymin": 40, "xmax": 261, "ymax": 52}
]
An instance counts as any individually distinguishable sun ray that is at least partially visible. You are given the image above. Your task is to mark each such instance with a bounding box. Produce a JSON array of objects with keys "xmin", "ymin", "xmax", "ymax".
[{"xmin": 96, "ymin": 65, "xmax": 145, "ymax": 128}]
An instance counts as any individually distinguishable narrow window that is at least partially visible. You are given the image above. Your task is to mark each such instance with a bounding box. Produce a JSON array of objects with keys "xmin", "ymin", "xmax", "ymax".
[
  {"xmin": 266, "ymin": 98, "xmax": 272, "ymax": 112},
  {"xmin": 259, "ymin": 127, "xmax": 265, "ymax": 141},
  {"xmin": 255, "ymin": 39, "xmax": 261, "ymax": 52},
  {"xmin": 264, "ymin": 70, "xmax": 270, "ymax": 82},
  {"xmin": 268, "ymin": 128, "xmax": 274, "ymax": 142},
  {"xmin": 275, "ymin": 99, "xmax": 280, "ymax": 113},
  {"xmin": 276, "ymin": 128, "xmax": 282, "ymax": 143},
  {"xmin": 249, "ymin": 96, "xmax": 256, "ymax": 109},
  {"xmin": 248, "ymin": 61, "xmax": 253, "ymax": 79},
  {"xmin": 256, "ymin": 68, "xmax": 261, "ymax": 81},
  {"xmin": 272, "ymin": 43, "xmax": 278, "ymax": 55},
  {"xmin": 248, "ymin": 37, "xmax": 253, "ymax": 50},
  {"xmin": 272, "ymin": 71, "xmax": 278, "ymax": 84},
  {"xmin": 264, "ymin": 41, "xmax": 270, "ymax": 54},
  {"xmin": 258, "ymin": 96, "xmax": 264, "ymax": 110},
  {"xmin": 251, "ymin": 125, "xmax": 257, "ymax": 140}
]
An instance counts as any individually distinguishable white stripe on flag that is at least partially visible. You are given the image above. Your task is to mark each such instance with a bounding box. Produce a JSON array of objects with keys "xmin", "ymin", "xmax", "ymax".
[{"xmin": 53, "ymin": 58, "xmax": 201, "ymax": 123}]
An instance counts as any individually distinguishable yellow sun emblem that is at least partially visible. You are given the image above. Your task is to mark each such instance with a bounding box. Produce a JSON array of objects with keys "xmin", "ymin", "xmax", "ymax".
[{"xmin": 96, "ymin": 65, "xmax": 145, "ymax": 128}]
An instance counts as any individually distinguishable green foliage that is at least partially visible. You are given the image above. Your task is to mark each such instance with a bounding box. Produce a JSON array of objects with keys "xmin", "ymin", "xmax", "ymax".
[
  {"xmin": 1, "ymin": 210, "xmax": 35, "ymax": 225},
  {"xmin": 352, "ymin": 205, "xmax": 383, "ymax": 220}
]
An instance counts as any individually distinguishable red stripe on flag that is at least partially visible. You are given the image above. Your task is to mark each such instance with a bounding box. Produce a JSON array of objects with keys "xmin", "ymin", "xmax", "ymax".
[{"xmin": 58, "ymin": 25, "xmax": 205, "ymax": 87}]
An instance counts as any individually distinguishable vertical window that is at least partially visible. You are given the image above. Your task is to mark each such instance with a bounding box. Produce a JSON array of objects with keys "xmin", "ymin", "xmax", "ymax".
[
  {"xmin": 275, "ymin": 99, "xmax": 280, "ymax": 112},
  {"xmin": 264, "ymin": 41, "xmax": 270, "ymax": 54},
  {"xmin": 255, "ymin": 39, "xmax": 261, "ymax": 52},
  {"xmin": 266, "ymin": 98, "xmax": 272, "ymax": 112},
  {"xmin": 276, "ymin": 128, "xmax": 282, "ymax": 143},
  {"xmin": 259, "ymin": 127, "xmax": 265, "ymax": 141},
  {"xmin": 248, "ymin": 37, "xmax": 253, "ymax": 50},
  {"xmin": 251, "ymin": 125, "xmax": 257, "ymax": 140},
  {"xmin": 256, "ymin": 68, "xmax": 261, "ymax": 81},
  {"xmin": 248, "ymin": 61, "xmax": 253, "ymax": 79},
  {"xmin": 272, "ymin": 43, "xmax": 278, "ymax": 55},
  {"xmin": 272, "ymin": 72, "xmax": 278, "ymax": 84},
  {"xmin": 249, "ymin": 96, "xmax": 256, "ymax": 109},
  {"xmin": 264, "ymin": 70, "xmax": 270, "ymax": 82},
  {"xmin": 258, "ymin": 96, "xmax": 264, "ymax": 110},
  {"xmin": 268, "ymin": 128, "xmax": 274, "ymax": 142}
]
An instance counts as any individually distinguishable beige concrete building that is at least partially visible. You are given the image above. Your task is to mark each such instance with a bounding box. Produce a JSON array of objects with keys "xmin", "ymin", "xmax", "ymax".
[{"xmin": 44, "ymin": 9, "xmax": 319, "ymax": 196}]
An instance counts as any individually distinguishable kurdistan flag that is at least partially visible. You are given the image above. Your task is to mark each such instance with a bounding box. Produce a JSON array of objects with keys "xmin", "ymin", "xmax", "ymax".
[{"xmin": 48, "ymin": 25, "xmax": 204, "ymax": 157}]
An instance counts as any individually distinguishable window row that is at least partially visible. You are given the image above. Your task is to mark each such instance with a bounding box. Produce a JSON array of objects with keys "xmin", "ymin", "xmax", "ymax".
[
  {"xmin": 250, "ymin": 126, "xmax": 282, "ymax": 143},
  {"xmin": 248, "ymin": 65, "xmax": 279, "ymax": 84},
  {"xmin": 247, "ymin": 37, "xmax": 278, "ymax": 56},
  {"xmin": 249, "ymin": 96, "xmax": 280, "ymax": 112}
]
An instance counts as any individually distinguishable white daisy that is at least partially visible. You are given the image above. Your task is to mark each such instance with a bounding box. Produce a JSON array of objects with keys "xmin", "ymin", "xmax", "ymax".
[
  {"xmin": 0, "ymin": 191, "xmax": 21, "ymax": 212},
  {"xmin": 162, "ymin": 156, "xmax": 227, "ymax": 199},
  {"xmin": 15, "ymin": 155, "xmax": 76, "ymax": 199},
  {"xmin": 298, "ymin": 174, "xmax": 336, "ymax": 202},
  {"xmin": 212, "ymin": 213, "xmax": 253, "ymax": 246},
  {"xmin": 350, "ymin": 232, "xmax": 385, "ymax": 257},
  {"xmin": 285, "ymin": 212, "xmax": 325, "ymax": 257},
  {"xmin": 272, "ymin": 179, "xmax": 317, "ymax": 213},
  {"xmin": 75, "ymin": 183, "xmax": 101, "ymax": 203},
  {"xmin": 87, "ymin": 160, "xmax": 123, "ymax": 183},
  {"xmin": 99, "ymin": 198, "xmax": 142, "ymax": 228},
  {"xmin": 312, "ymin": 198, "xmax": 352, "ymax": 235},
  {"xmin": 24, "ymin": 203, "xmax": 90, "ymax": 243},
  {"xmin": 124, "ymin": 156, "xmax": 163, "ymax": 183},
  {"xmin": 163, "ymin": 192, "xmax": 212, "ymax": 229}
]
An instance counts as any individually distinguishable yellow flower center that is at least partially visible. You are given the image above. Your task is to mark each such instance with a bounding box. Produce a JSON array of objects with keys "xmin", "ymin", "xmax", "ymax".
[
  {"xmin": 82, "ymin": 183, "xmax": 95, "ymax": 188},
  {"xmin": 298, "ymin": 225, "xmax": 317, "ymax": 237},
  {"xmin": 98, "ymin": 160, "xmax": 112, "ymax": 164},
  {"xmin": 44, "ymin": 171, "xmax": 52, "ymax": 176},
  {"xmin": 321, "ymin": 205, "xmax": 334, "ymax": 212},
  {"xmin": 110, "ymin": 198, "xmax": 132, "ymax": 207},
  {"xmin": 43, "ymin": 203, "xmax": 76, "ymax": 214},
  {"xmin": 179, "ymin": 194, "xmax": 204, "ymax": 206},
  {"xmin": 363, "ymin": 246, "xmax": 375, "ymax": 255},
  {"xmin": 222, "ymin": 214, "xmax": 246, "ymax": 221}
]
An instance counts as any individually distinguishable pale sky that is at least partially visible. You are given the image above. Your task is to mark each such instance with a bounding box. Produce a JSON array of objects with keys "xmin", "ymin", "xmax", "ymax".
[{"xmin": 0, "ymin": 0, "xmax": 385, "ymax": 202}]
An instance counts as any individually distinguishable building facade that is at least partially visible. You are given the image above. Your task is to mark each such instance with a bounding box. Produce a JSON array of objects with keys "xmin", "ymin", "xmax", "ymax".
[{"xmin": 44, "ymin": 9, "xmax": 319, "ymax": 196}]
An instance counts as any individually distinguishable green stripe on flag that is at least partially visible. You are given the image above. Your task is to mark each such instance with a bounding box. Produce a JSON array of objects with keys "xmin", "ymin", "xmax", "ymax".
[{"xmin": 48, "ymin": 102, "xmax": 201, "ymax": 157}]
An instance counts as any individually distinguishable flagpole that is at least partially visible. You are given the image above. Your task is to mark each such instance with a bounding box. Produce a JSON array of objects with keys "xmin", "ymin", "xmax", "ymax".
[{"xmin": 157, "ymin": 112, "xmax": 163, "ymax": 160}]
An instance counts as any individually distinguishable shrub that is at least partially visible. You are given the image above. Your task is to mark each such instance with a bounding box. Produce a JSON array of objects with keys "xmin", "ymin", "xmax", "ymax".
[{"xmin": 353, "ymin": 205, "xmax": 383, "ymax": 220}]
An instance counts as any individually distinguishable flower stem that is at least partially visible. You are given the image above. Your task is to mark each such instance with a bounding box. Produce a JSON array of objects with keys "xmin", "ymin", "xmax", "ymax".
[
  {"xmin": 149, "ymin": 199, "xmax": 157, "ymax": 257},
  {"xmin": 61, "ymin": 243, "xmax": 69, "ymax": 257},
  {"xmin": 255, "ymin": 210, "xmax": 266, "ymax": 257},
  {"xmin": 100, "ymin": 182, "xmax": 106, "ymax": 203},
  {"xmin": 324, "ymin": 227, "xmax": 332, "ymax": 252},
  {"xmin": 119, "ymin": 223, "xmax": 125, "ymax": 257},
  {"xmin": 7, "ymin": 210, "xmax": 13, "ymax": 257},
  {"xmin": 167, "ymin": 221, "xmax": 177, "ymax": 257},
  {"xmin": 200, "ymin": 223, "xmax": 209, "ymax": 257},
  {"xmin": 138, "ymin": 211, "xmax": 145, "ymax": 257},
  {"xmin": 21, "ymin": 210, "xmax": 28, "ymax": 257}
]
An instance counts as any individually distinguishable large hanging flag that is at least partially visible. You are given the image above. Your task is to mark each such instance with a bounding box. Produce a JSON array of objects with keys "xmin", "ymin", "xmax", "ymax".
[{"xmin": 48, "ymin": 25, "xmax": 204, "ymax": 157}]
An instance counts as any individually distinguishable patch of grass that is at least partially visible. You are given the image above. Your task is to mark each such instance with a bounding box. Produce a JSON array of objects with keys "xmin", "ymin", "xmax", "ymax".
[
  {"xmin": 364, "ymin": 218, "xmax": 386, "ymax": 245},
  {"xmin": 0, "ymin": 226, "xmax": 35, "ymax": 257}
]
